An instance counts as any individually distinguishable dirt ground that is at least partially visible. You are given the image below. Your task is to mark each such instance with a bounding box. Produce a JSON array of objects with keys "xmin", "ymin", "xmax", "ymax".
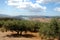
[{"xmin": 0, "ymin": 31, "xmax": 41, "ymax": 40}]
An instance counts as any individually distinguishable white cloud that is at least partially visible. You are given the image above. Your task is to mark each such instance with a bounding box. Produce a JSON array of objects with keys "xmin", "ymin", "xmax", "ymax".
[
  {"xmin": 36, "ymin": 0, "xmax": 43, "ymax": 3},
  {"xmin": 36, "ymin": 0, "xmax": 60, "ymax": 4},
  {"xmin": 29, "ymin": 3, "xmax": 46, "ymax": 12},
  {"xmin": 7, "ymin": 0, "xmax": 46, "ymax": 12},
  {"xmin": 54, "ymin": 7, "xmax": 60, "ymax": 12}
]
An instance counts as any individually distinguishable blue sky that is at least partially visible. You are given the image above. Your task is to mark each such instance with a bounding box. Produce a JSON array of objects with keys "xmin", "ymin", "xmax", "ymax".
[{"xmin": 0, "ymin": 0, "xmax": 60, "ymax": 16}]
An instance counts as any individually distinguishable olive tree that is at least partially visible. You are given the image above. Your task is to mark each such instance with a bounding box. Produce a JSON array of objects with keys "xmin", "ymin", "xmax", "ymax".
[{"xmin": 39, "ymin": 18, "xmax": 59, "ymax": 40}]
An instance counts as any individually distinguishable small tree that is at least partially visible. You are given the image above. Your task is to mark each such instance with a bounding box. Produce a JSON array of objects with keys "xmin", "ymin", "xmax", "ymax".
[{"xmin": 0, "ymin": 21, "xmax": 4, "ymax": 28}]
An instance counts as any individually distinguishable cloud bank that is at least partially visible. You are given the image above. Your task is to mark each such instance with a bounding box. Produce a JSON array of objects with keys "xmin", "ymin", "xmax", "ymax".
[
  {"xmin": 36, "ymin": 0, "xmax": 60, "ymax": 4},
  {"xmin": 54, "ymin": 7, "xmax": 60, "ymax": 12},
  {"xmin": 7, "ymin": 0, "xmax": 46, "ymax": 12},
  {"xmin": 6, "ymin": 0, "xmax": 60, "ymax": 12}
]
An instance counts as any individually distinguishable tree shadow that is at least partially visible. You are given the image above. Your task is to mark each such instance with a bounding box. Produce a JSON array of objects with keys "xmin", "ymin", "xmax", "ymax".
[{"xmin": 3, "ymin": 34, "xmax": 36, "ymax": 38}]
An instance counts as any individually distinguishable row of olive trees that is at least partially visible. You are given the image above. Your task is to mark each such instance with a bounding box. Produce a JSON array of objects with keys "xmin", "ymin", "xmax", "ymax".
[
  {"xmin": 39, "ymin": 18, "xmax": 60, "ymax": 40},
  {"xmin": 0, "ymin": 18, "xmax": 60, "ymax": 40},
  {"xmin": 0, "ymin": 19, "xmax": 41, "ymax": 35}
]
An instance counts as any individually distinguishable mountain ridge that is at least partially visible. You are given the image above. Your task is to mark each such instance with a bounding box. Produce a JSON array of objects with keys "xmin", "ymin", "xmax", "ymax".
[{"xmin": 0, "ymin": 14, "xmax": 60, "ymax": 18}]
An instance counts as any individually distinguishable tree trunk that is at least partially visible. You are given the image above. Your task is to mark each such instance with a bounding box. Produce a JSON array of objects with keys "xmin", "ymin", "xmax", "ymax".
[
  {"xmin": 17, "ymin": 31, "xmax": 19, "ymax": 35},
  {"xmin": 20, "ymin": 31, "xmax": 22, "ymax": 35}
]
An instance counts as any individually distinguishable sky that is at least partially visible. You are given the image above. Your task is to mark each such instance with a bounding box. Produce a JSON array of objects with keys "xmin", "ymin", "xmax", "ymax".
[{"xmin": 0, "ymin": 0, "xmax": 60, "ymax": 16}]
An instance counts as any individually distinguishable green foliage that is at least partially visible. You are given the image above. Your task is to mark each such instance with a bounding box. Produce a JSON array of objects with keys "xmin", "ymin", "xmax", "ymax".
[
  {"xmin": 1, "ymin": 18, "xmax": 60, "ymax": 40},
  {"xmin": 0, "ymin": 19, "xmax": 41, "ymax": 35},
  {"xmin": 39, "ymin": 18, "xmax": 60, "ymax": 40},
  {"xmin": 0, "ymin": 20, "xmax": 5, "ymax": 28}
]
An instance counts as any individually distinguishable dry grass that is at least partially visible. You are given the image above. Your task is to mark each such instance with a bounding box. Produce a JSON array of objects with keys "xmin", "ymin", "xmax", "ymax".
[{"xmin": 30, "ymin": 18, "xmax": 51, "ymax": 22}]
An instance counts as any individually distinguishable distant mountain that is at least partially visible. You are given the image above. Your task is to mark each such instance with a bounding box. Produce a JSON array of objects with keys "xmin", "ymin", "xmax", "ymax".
[
  {"xmin": 0, "ymin": 14, "xmax": 10, "ymax": 18},
  {"xmin": 14, "ymin": 15, "xmax": 60, "ymax": 18},
  {"xmin": 13, "ymin": 15, "xmax": 60, "ymax": 20},
  {"xmin": 0, "ymin": 14, "xmax": 60, "ymax": 20}
]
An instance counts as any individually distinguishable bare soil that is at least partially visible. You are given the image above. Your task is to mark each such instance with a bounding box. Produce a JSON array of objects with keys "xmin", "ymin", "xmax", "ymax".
[{"xmin": 0, "ymin": 31, "xmax": 41, "ymax": 40}]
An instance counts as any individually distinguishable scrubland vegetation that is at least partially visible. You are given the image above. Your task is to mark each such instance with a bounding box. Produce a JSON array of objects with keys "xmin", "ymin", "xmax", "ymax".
[{"xmin": 0, "ymin": 18, "xmax": 60, "ymax": 40}]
